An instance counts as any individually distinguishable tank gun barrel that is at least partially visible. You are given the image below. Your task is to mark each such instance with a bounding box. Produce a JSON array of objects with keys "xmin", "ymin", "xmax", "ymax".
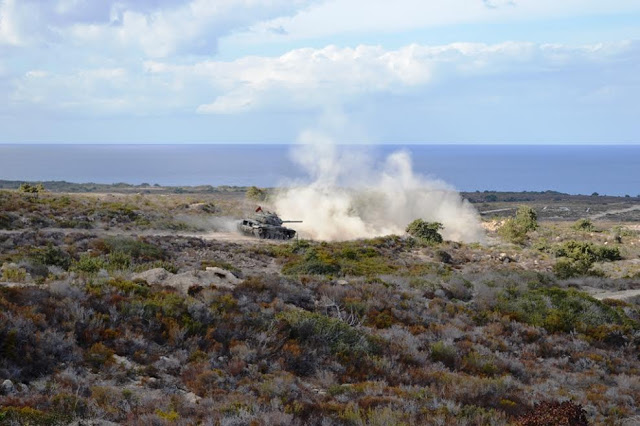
[{"xmin": 281, "ymin": 220, "xmax": 303, "ymax": 223}]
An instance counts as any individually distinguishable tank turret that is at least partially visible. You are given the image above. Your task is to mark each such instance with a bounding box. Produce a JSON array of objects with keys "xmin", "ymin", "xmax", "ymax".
[{"xmin": 237, "ymin": 207, "xmax": 302, "ymax": 240}]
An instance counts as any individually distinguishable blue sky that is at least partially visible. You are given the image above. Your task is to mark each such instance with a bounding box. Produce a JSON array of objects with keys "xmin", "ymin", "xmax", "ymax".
[{"xmin": 0, "ymin": 0, "xmax": 639, "ymax": 144}]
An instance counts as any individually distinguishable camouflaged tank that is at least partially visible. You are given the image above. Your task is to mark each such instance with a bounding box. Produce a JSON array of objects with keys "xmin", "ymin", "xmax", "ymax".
[{"xmin": 237, "ymin": 209, "xmax": 302, "ymax": 240}]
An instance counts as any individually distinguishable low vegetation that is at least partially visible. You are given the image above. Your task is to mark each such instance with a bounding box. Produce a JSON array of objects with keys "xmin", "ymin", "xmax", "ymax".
[{"xmin": 0, "ymin": 188, "xmax": 639, "ymax": 425}]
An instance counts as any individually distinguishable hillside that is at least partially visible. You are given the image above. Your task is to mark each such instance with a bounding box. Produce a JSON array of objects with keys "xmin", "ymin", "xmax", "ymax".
[{"xmin": 0, "ymin": 188, "xmax": 639, "ymax": 425}]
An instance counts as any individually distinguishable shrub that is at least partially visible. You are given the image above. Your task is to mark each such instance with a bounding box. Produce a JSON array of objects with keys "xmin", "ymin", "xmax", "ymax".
[
  {"xmin": 552, "ymin": 258, "xmax": 589, "ymax": 279},
  {"xmin": 85, "ymin": 342, "xmax": 114, "ymax": 370},
  {"xmin": 462, "ymin": 351, "xmax": 500, "ymax": 376},
  {"xmin": 278, "ymin": 310, "xmax": 374, "ymax": 357},
  {"xmin": 495, "ymin": 287, "xmax": 634, "ymax": 334},
  {"xmin": 430, "ymin": 341, "xmax": 457, "ymax": 369},
  {"xmin": 498, "ymin": 206, "xmax": 538, "ymax": 244},
  {"xmin": 553, "ymin": 240, "xmax": 621, "ymax": 278},
  {"xmin": 107, "ymin": 251, "xmax": 132, "ymax": 271},
  {"xmin": 107, "ymin": 277, "xmax": 150, "ymax": 296},
  {"xmin": 99, "ymin": 236, "xmax": 165, "ymax": 261},
  {"xmin": 282, "ymin": 247, "xmax": 340, "ymax": 276},
  {"xmin": 514, "ymin": 205, "xmax": 538, "ymax": 231},
  {"xmin": 555, "ymin": 240, "xmax": 620, "ymax": 263},
  {"xmin": 0, "ymin": 407, "xmax": 66, "ymax": 425},
  {"xmin": 1, "ymin": 265, "xmax": 27, "ymax": 282},
  {"xmin": 133, "ymin": 260, "xmax": 179, "ymax": 274},
  {"xmin": 572, "ymin": 218, "xmax": 594, "ymax": 232},
  {"xmin": 155, "ymin": 409, "xmax": 180, "ymax": 421},
  {"xmin": 246, "ymin": 186, "xmax": 267, "ymax": 201},
  {"xmin": 29, "ymin": 244, "xmax": 72, "ymax": 270},
  {"xmin": 19, "ymin": 183, "xmax": 45, "ymax": 194},
  {"xmin": 281, "ymin": 242, "xmax": 397, "ymax": 277},
  {"xmin": 435, "ymin": 250, "xmax": 453, "ymax": 264},
  {"xmin": 71, "ymin": 254, "xmax": 106, "ymax": 274},
  {"xmin": 406, "ymin": 219, "xmax": 444, "ymax": 244}
]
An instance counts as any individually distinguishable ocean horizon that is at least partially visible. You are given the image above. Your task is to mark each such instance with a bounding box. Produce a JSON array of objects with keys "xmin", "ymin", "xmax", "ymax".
[{"xmin": 1, "ymin": 144, "xmax": 638, "ymax": 196}]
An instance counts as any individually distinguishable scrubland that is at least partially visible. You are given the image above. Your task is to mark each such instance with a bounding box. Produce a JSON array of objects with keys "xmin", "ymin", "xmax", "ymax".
[{"xmin": 0, "ymin": 188, "xmax": 639, "ymax": 425}]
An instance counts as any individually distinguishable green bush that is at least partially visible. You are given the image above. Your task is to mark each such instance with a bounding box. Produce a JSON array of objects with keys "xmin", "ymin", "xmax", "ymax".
[
  {"xmin": 405, "ymin": 219, "xmax": 443, "ymax": 244},
  {"xmin": 19, "ymin": 183, "xmax": 45, "ymax": 194},
  {"xmin": 1, "ymin": 265, "xmax": 27, "ymax": 282},
  {"xmin": 282, "ymin": 247, "xmax": 341, "ymax": 276},
  {"xmin": 552, "ymin": 240, "xmax": 621, "ymax": 278},
  {"xmin": 29, "ymin": 244, "xmax": 71, "ymax": 270},
  {"xmin": 498, "ymin": 206, "xmax": 538, "ymax": 244},
  {"xmin": 514, "ymin": 205, "xmax": 538, "ymax": 231},
  {"xmin": 278, "ymin": 310, "xmax": 375, "ymax": 357},
  {"xmin": 0, "ymin": 406, "xmax": 66, "ymax": 425},
  {"xmin": 133, "ymin": 261, "xmax": 179, "ymax": 274},
  {"xmin": 430, "ymin": 341, "xmax": 457, "ymax": 368},
  {"xmin": 107, "ymin": 251, "xmax": 132, "ymax": 271},
  {"xmin": 246, "ymin": 186, "xmax": 267, "ymax": 201},
  {"xmin": 71, "ymin": 254, "xmax": 106, "ymax": 274},
  {"xmin": 572, "ymin": 218, "xmax": 594, "ymax": 232},
  {"xmin": 552, "ymin": 258, "xmax": 589, "ymax": 279},
  {"xmin": 107, "ymin": 278, "xmax": 149, "ymax": 296},
  {"xmin": 102, "ymin": 237, "xmax": 165, "ymax": 261},
  {"xmin": 495, "ymin": 287, "xmax": 634, "ymax": 334},
  {"xmin": 282, "ymin": 243, "xmax": 396, "ymax": 277}
]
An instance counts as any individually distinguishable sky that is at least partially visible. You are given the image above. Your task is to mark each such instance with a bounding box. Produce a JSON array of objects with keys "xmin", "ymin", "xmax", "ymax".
[{"xmin": 0, "ymin": 0, "xmax": 639, "ymax": 144}]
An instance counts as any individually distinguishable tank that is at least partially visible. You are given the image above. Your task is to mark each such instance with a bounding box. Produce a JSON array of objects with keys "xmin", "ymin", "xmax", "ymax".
[{"xmin": 237, "ymin": 208, "xmax": 302, "ymax": 240}]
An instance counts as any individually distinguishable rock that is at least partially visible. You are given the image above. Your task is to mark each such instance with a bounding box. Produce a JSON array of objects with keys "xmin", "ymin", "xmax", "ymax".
[
  {"xmin": 1, "ymin": 379, "xmax": 14, "ymax": 394},
  {"xmin": 132, "ymin": 268, "xmax": 169, "ymax": 285},
  {"xmin": 155, "ymin": 356, "xmax": 181, "ymax": 373},
  {"xmin": 205, "ymin": 267, "xmax": 240, "ymax": 282},
  {"xmin": 112, "ymin": 355, "xmax": 135, "ymax": 370},
  {"xmin": 133, "ymin": 267, "xmax": 241, "ymax": 294},
  {"xmin": 182, "ymin": 391, "xmax": 201, "ymax": 404},
  {"xmin": 336, "ymin": 279, "xmax": 348, "ymax": 286}
]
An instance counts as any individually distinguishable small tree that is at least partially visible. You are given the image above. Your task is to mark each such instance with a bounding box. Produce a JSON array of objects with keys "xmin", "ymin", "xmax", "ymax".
[
  {"xmin": 514, "ymin": 205, "xmax": 538, "ymax": 232},
  {"xmin": 406, "ymin": 219, "xmax": 444, "ymax": 244},
  {"xmin": 19, "ymin": 183, "xmax": 45, "ymax": 194},
  {"xmin": 498, "ymin": 205, "xmax": 538, "ymax": 244},
  {"xmin": 18, "ymin": 183, "xmax": 45, "ymax": 199}
]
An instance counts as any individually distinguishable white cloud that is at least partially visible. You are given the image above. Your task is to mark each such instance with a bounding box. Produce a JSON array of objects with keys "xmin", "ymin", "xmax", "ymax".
[
  {"xmin": 0, "ymin": 0, "xmax": 317, "ymax": 57},
  {"xmin": 228, "ymin": 0, "xmax": 640, "ymax": 45},
  {"xmin": 188, "ymin": 41, "xmax": 638, "ymax": 114},
  {"xmin": 11, "ymin": 40, "xmax": 637, "ymax": 120}
]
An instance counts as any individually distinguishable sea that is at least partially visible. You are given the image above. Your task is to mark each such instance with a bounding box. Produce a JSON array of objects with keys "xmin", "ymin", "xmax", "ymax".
[{"xmin": 0, "ymin": 144, "xmax": 638, "ymax": 196}]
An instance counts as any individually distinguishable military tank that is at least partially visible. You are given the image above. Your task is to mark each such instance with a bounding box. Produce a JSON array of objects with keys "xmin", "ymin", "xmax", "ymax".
[{"xmin": 237, "ymin": 207, "xmax": 302, "ymax": 240}]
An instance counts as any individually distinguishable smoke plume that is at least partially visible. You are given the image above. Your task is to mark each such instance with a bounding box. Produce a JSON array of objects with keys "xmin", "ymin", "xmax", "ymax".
[{"xmin": 274, "ymin": 131, "xmax": 485, "ymax": 243}]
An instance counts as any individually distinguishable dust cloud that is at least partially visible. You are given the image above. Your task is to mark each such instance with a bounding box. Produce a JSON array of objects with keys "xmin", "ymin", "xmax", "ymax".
[{"xmin": 273, "ymin": 131, "xmax": 485, "ymax": 243}]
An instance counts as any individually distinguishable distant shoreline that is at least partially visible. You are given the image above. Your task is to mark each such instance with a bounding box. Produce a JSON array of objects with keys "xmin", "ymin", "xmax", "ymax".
[{"xmin": 1, "ymin": 179, "xmax": 638, "ymax": 202}]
